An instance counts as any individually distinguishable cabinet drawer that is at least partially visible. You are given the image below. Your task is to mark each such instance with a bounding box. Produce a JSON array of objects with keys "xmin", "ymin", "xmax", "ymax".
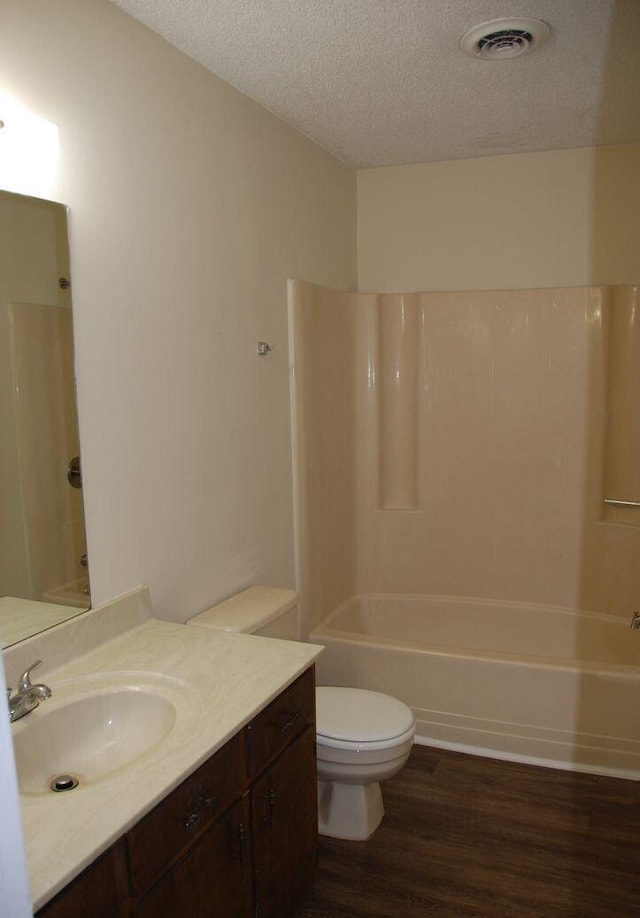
[
  {"xmin": 246, "ymin": 667, "xmax": 315, "ymax": 777},
  {"xmin": 127, "ymin": 729, "xmax": 246, "ymax": 896}
]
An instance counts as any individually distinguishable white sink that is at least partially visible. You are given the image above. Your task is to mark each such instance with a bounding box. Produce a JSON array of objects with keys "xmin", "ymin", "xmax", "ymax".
[{"xmin": 12, "ymin": 677, "xmax": 190, "ymax": 796}]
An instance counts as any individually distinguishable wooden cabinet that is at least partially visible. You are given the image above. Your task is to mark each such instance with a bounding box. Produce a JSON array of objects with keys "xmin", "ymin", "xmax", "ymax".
[
  {"xmin": 245, "ymin": 669, "xmax": 317, "ymax": 918},
  {"xmin": 127, "ymin": 729, "xmax": 247, "ymax": 898},
  {"xmin": 36, "ymin": 667, "xmax": 316, "ymax": 918},
  {"xmin": 36, "ymin": 842, "xmax": 129, "ymax": 918},
  {"xmin": 251, "ymin": 727, "xmax": 317, "ymax": 918},
  {"xmin": 133, "ymin": 797, "xmax": 252, "ymax": 918},
  {"xmin": 246, "ymin": 666, "xmax": 315, "ymax": 776}
]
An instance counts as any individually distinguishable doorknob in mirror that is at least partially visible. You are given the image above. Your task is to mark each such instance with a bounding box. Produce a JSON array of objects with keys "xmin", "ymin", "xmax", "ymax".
[{"xmin": 67, "ymin": 456, "xmax": 82, "ymax": 489}]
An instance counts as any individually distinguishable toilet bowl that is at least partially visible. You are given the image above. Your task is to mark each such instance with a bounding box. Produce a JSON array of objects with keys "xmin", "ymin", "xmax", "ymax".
[
  {"xmin": 186, "ymin": 586, "xmax": 415, "ymax": 840},
  {"xmin": 315, "ymin": 686, "xmax": 415, "ymax": 840}
]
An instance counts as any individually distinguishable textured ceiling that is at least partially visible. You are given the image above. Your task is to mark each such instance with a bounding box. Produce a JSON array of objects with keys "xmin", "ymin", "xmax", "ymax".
[{"xmin": 110, "ymin": 0, "xmax": 640, "ymax": 168}]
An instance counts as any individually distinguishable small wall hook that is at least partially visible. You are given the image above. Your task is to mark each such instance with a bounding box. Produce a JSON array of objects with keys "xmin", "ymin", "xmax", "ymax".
[{"xmin": 257, "ymin": 341, "xmax": 274, "ymax": 356}]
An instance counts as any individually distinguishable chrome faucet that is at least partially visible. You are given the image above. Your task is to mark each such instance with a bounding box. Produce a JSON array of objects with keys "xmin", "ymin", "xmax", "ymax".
[
  {"xmin": 630, "ymin": 612, "xmax": 640, "ymax": 630},
  {"xmin": 7, "ymin": 660, "xmax": 52, "ymax": 723}
]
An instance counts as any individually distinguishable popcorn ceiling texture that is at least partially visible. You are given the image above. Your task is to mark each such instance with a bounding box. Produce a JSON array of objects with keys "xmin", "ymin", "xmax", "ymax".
[{"xmin": 111, "ymin": 0, "xmax": 640, "ymax": 167}]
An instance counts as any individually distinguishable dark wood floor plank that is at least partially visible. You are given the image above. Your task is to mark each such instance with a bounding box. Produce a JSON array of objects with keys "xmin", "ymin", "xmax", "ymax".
[{"xmin": 297, "ymin": 744, "xmax": 640, "ymax": 918}]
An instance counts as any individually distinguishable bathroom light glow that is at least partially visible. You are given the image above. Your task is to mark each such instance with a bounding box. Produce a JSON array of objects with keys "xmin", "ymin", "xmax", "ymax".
[{"xmin": 0, "ymin": 92, "xmax": 59, "ymax": 198}]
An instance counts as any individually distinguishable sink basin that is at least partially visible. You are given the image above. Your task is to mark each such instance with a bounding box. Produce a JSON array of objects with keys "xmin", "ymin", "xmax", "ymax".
[{"xmin": 12, "ymin": 687, "xmax": 177, "ymax": 795}]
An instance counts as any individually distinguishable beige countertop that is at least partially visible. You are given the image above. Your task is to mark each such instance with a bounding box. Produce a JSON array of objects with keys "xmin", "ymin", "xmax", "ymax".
[{"xmin": 14, "ymin": 618, "xmax": 321, "ymax": 911}]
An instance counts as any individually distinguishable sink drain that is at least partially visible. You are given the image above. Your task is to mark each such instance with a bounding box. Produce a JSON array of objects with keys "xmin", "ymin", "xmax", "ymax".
[{"xmin": 50, "ymin": 774, "xmax": 79, "ymax": 793}]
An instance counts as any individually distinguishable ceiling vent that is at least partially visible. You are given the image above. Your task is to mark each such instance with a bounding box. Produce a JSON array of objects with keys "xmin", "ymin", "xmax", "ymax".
[{"xmin": 459, "ymin": 18, "xmax": 550, "ymax": 61}]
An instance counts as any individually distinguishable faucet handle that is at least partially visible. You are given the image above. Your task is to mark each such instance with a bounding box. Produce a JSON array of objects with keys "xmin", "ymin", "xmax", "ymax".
[{"xmin": 18, "ymin": 660, "xmax": 42, "ymax": 692}]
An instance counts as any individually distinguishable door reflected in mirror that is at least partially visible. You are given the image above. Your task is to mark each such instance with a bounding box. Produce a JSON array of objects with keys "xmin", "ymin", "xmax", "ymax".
[{"xmin": 0, "ymin": 190, "xmax": 89, "ymax": 648}]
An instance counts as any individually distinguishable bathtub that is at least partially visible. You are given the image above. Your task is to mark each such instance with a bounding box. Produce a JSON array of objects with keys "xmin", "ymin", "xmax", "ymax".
[{"xmin": 310, "ymin": 594, "xmax": 640, "ymax": 779}]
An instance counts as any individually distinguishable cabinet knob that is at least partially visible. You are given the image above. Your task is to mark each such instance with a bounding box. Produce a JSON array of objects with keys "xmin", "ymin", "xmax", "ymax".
[
  {"xmin": 183, "ymin": 791, "xmax": 216, "ymax": 829},
  {"xmin": 279, "ymin": 709, "xmax": 302, "ymax": 733}
]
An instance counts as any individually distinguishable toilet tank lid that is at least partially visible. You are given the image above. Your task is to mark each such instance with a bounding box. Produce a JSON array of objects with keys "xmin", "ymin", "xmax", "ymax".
[
  {"xmin": 315, "ymin": 687, "xmax": 415, "ymax": 743},
  {"xmin": 187, "ymin": 586, "xmax": 297, "ymax": 632}
]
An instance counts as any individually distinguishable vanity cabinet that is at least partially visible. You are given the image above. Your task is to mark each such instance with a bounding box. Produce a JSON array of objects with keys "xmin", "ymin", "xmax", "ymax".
[
  {"xmin": 246, "ymin": 669, "xmax": 318, "ymax": 917},
  {"xmin": 129, "ymin": 729, "xmax": 251, "ymax": 918},
  {"xmin": 127, "ymin": 730, "xmax": 247, "ymax": 898},
  {"xmin": 250, "ymin": 727, "xmax": 317, "ymax": 917},
  {"xmin": 35, "ymin": 841, "xmax": 129, "ymax": 918},
  {"xmin": 36, "ymin": 667, "xmax": 317, "ymax": 918},
  {"xmin": 133, "ymin": 797, "xmax": 252, "ymax": 918}
]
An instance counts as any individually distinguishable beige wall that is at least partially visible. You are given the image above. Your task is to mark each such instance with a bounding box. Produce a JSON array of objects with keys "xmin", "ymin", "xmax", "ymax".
[
  {"xmin": 0, "ymin": 0, "xmax": 356, "ymax": 621},
  {"xmin": 358, "ymin": 145, "xmax": 640, "ymax": 293}
]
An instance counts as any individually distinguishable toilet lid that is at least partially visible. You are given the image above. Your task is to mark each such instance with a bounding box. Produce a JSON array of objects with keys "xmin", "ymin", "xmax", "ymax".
[{"xmin": 315, "ymin": 687, "xmax": 415, "ymax": 744}]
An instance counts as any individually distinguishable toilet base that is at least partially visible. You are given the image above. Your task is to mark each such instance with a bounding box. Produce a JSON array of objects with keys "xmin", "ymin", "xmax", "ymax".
[{"xmin": 317, "ymin": 779, "xmax": 385, "ymax": 841}]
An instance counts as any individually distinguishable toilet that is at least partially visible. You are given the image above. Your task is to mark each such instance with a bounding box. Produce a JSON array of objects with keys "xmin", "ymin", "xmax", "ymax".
[
  {"xmin": 186, "ymin": 586, "xmax": 416, "ymax": 841},
  {"xmin": 315, "ymin": 685, "xmax": 415, "ymax": 839}
]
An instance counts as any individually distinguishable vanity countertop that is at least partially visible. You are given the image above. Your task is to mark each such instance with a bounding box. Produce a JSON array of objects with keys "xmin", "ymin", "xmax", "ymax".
[{"xmin": 15, "ymin": 618, "xmax": 322, "ymax": 911}]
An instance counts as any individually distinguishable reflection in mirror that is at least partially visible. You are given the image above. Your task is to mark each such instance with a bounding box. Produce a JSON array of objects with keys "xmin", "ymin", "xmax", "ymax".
[{"xmin": 0, "ymin": 190, "xmax": 89, "ymax": 648}]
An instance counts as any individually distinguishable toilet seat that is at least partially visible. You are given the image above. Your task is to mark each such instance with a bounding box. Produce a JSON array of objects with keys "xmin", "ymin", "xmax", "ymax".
[{"xmin": 316, "ymin": 686, "xmax": 415, "ymax": 752}]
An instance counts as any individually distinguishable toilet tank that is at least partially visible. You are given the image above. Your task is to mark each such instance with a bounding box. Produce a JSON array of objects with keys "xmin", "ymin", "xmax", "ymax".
[{"xmin": 187, "ymin": 586, "xmax": 299, "ymax": 639}]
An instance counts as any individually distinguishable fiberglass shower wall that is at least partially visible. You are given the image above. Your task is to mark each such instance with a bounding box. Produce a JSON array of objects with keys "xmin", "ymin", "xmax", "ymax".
[{"xmin": 290, "ymin": 281, "xmax": 640, "ymax": 634}]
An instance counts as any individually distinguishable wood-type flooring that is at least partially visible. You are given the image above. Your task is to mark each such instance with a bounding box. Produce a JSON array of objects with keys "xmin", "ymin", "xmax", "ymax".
[{"xmin": 296, "ymin": 744, "xmax": 640, "ymax": 918}]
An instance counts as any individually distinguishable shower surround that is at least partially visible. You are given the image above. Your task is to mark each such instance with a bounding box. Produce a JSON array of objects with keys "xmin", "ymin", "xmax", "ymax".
[{"xmin": 289, "ymin": 280, "xmax": 640, "ymax": 776}]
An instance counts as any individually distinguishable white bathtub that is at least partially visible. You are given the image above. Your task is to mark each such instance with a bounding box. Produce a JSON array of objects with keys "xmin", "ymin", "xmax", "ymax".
[{"xmin": 310, "ymin": 594, "xmax": 640, "ymax": 779}]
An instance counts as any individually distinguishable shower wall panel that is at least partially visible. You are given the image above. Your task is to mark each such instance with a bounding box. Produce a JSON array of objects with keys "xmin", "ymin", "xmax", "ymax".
[
  {"xmin": 8, "ymin": 303, "xmax": 84, "ymax": 600},
  {"xmin": 356, "ymin": 287, "xmax": 608, "ymax": 610},
  {"xmin": 378, "ymin": 294, "xmax": 419, "ymax": 510},
  {"xmin": 604, "ymin": 286, "xmax": 640, "ymax": 514},
  {"xmin": 291, "ymin": 282, "xmax": 640, "ymax": 625},
  {"xmin": 289, "ymin": 280, "xmax": 358, "ymax": 633},
  {"xmin": 581, "ymin": 285, "xmax": 640, "ymax": 612}
]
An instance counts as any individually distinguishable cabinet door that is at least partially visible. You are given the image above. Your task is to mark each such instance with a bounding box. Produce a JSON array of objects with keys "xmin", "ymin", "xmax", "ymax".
[
  {"xmin": 36, "ymin": 841, "xmax": 128, "ymax": 918},
  {"xmin": 133, "ymin": 796, "xmax": 252, "ymax": 918},
  {"xmin": 251, "ymin": 726, "xmax": 318, "ymax": 918},
  {"xmin": 127, "ymin": 729, "xmax": 246, "ymax": 897}
]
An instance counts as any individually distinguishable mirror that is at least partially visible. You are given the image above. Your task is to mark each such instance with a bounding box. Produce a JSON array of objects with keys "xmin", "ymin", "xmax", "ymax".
[{"xmin": 0, "ymin": 190, "xmax": 89, "ymax": 648}]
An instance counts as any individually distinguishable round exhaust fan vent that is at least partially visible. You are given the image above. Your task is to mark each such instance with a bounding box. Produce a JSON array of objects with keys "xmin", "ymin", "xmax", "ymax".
[{"xmin": 459, "ymin": 18, "xmax": 550, "ymax": 61}]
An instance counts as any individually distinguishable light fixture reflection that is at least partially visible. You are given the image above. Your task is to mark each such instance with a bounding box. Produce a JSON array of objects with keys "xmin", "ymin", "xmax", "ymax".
[{"xmin": 0, "ymin": 91, "xmax": 59, "ymax": 198}]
